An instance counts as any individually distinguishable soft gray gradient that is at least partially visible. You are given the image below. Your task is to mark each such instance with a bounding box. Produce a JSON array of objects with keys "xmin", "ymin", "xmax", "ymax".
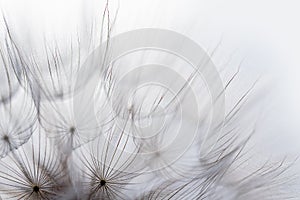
[{"xmin": 0, "ymin": 0, "xmax": 299, "ymax": 161}]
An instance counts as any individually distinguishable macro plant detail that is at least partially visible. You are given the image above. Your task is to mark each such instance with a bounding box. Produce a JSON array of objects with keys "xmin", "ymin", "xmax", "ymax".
[{"xmin": 0, "ymin": 1, "xmax": 299, "ymax": 199}]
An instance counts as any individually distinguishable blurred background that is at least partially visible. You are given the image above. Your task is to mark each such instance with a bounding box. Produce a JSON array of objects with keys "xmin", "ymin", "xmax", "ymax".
[{"xmin": 0, "ymin": 0, "xmax": 299, "ymax": 162}]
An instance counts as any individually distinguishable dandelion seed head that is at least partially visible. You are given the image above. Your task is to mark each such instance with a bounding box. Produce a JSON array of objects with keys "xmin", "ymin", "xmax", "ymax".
[
  {"xmin": 69, "ymin": 126, "xmax": 76, "ymax": 134},
  {"xmin": 1, "ymin": 134, "xmax": 9, "ymax": 143},
  {"xmin": 0, "ymin": 4, "xmax": 299, "ymax": 199},
  {"xmin": 32, "ymin": 185, "xmax": 40, "ymax": 193},
  {"xmin": 100, "ymin": 179, "xmax": 106, "ymax": 187}
]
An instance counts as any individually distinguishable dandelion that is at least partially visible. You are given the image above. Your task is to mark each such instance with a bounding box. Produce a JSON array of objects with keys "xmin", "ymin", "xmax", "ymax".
[
  {"xmin": 0, "ymin": 1, "xmax": 299, "ymax": 199},
  {"xmin": 0, "ymin": 128, "xmax": 70, "ymax": 199},
  {"xmin": 38, "ymin": 96, "xmax": 101, "ymax": 153},
  {"xmin": 0, "ymin": 39, "xmax": 37, "ymax": 157},
  {"xmin": 72, "ymin": 120, "xmax": 142, "ymax": 199}
]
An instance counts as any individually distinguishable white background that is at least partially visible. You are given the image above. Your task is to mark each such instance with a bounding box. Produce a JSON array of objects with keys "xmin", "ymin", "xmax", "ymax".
[{"xmin": 0, "ymin": 0, "xmax": 299, "ymax": 160}]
